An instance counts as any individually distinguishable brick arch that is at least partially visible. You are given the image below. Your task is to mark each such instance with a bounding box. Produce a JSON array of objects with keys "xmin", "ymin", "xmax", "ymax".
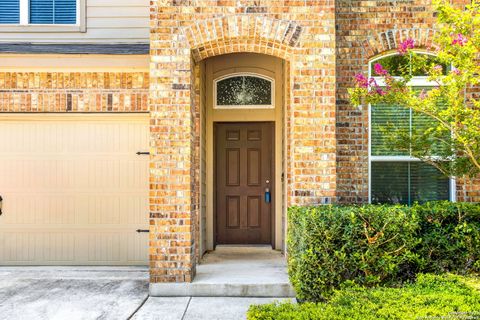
[
  {"xmin": 180, "ymin": 15, "xmax": 304, "ymax": 61},
  {"xmin": 362, "ymin": 28, "xmax": 438, "ymax": 58}
]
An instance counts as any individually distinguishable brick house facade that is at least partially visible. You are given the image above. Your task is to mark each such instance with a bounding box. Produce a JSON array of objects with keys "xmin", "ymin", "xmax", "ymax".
[{"xmin": 0, "ymin": 0, "xmax": 478, "ymax": 285}]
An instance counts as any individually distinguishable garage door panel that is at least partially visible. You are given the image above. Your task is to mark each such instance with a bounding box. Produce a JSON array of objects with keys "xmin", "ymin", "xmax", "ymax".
[
  {"xmin": 0, "ymin": 232, "xmax": 37, "ymax": 262},
  {"xmin": 41, "ymin": 233, "xmax": 76, "ymax": 262},
  {"xmin": 0, "ymin": 160, "xmax": 146, "ymax": 190},
  {"xmin": 2, "ymin": 194, "xmax": 148, "ymax": 226},
  {"xmin": 88, "ymin": 233, "xmax": 122, "ymax": 262},
  {"xmin": 0, "ymin": 194, "xmax": 73, "ymax": 225},
  {"xmin": 0, "ymin": 122, "xmax": 149, "ymax": 154},
  {"xmin": 127, "ymin": 232, "xmax": 149, "ymax": 262},
  {"xmin": 0, "ymin": 115, "xmax": 149, "ymax": 265},
  {"xmin": 87, "ymin": 196, "xmax": 120, "ymax": 225},
  {"xmin": 0, "ymin": 231, "xmax": 148, "ymax": 265}
]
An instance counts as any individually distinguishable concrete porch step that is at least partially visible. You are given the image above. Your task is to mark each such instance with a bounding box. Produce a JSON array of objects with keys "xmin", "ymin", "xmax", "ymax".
[{"xmin": 149, "ymin": 246, "xmax": 296, "ymax": 297}]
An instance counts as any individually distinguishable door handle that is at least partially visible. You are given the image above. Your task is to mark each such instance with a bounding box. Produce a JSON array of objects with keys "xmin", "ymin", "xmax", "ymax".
[
  {"xmin": 136, "ymin": 229, "xmax": 149, "ymax": 233},
  {"xmin": 0, "ymin": 195, "xmax": 2, "ymax": 216},
  {"xmin": 264, "ymin": 188, "xmax": 271, "ymax": 203}
]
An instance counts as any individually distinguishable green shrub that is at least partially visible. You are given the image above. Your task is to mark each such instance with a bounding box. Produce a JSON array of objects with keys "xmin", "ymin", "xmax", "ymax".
[
  {"xmin": 413, "ymin": 201, "xmax": 480, "ymax": 274},
  {"xmin": 247, "ymin": 274, "xmax": 480, "ymax": 320},
  {"xmin": 288, "ymin": 204, "xmax": 420, "ymax": 301},
  {"xmin": 287, "ymin": 202, "xmax": 480, "ymax": 302}
]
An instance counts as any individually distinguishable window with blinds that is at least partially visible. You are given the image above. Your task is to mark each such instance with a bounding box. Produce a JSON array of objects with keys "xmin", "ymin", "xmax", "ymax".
[
  {"xmin": 371, "ymin": 89, "xmax": 449, "ymax": 157},
  {"xmin": 30, "ymin": 0, "xmax": 77, "ymax": 24},
  {"xmin": 0, "ymin": 0, "xmax": 77, "ymax": 25},
  {"xmin": 371, "ymin": 162, "xmax": 450, "ymax": 205},
  {"xmin": 369, "ymin": 54, "xmax": 452, "ymax": 204},
  {"xmin": 0, "ymin": 0, "xmax": 20, "ymax": 24},
  {"xmin": 371, "ymin": 103, "xmax": 410, "ymax": 156}
]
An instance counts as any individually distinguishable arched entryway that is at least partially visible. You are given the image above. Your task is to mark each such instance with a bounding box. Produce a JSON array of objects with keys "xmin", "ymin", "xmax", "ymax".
[
  {"xmin": 148, "ymin": 10, "xmax": 337, "ymax": 286},
  {"xmin": 198, "ymin": 53, "xmax": 287, "ymax": 255}
]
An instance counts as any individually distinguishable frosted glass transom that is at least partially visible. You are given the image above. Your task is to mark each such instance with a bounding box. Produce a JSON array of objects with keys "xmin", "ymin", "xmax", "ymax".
[{"xmin": 215, "ymin": 74, "xmax": 273, "ymax": 108}]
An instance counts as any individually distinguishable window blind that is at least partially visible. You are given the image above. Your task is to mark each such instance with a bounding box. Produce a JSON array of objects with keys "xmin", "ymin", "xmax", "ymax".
[
  {"xmin": 410, "ymin": 162, "xmax": 450, "ymax": 203},
  {"xmin": 371, "ymin": 162, "xmax": 450, "ymax": 205},
  {"xmin": 0, "ymin": 0, "xmax": 20, "ymax": 24},
  {"xmin": 30, "ymin": 0, "xmax": 76, "ymax": 24},
  {"xmin": 372, "ymin": 89, "xmax": 449, "ymax": 157},
  {"xmin": 412, "ymin": 87, "xmax": 451, "ymax": 155},
  {"xmin": 371, "ymin": 162, "xmax": 409, "ymax": 204},
  {"xmin": 371, "ymin": 104, "xmax": 410, "ymax": 156}
]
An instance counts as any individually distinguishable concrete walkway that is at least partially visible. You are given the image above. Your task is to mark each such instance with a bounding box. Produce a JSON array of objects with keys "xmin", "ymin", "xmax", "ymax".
[
  {"xmin": 0, "ymin": 266, "xmax": 293, "ymax": 320},
  {"xmin": 150, "ymin": 246, "xmax": 295, "ymax": 297},
  {"xmin": 0, "ymin": 267, "xmax": 149, "ymax": 320},
  {"xmin": 132, "ymin": 297, "xmax": 293, "ymax": 320}
]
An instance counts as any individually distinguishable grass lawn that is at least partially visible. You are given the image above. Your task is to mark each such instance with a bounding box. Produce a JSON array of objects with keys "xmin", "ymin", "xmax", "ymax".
[{"xmin": 248, "ymin": 274, "xmax": 480, "ymax": 320}]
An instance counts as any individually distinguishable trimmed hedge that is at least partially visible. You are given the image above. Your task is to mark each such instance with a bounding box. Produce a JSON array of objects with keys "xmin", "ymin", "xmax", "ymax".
[
  {"xmin": 247, "ymin": 274, "xmax": 480, "ymax": 320},
  {"xmin": 288, "ymin": 201, "xmax": 480, "ymax": 301},
  {"xmin": 414, "ymin": 202, "xmax": 480, "ymax": 274}
]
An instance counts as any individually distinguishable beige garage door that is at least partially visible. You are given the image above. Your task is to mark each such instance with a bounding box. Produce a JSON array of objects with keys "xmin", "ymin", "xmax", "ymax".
[{"xmin": 0, "ymin": 114, "xmax": 150, "ymax": 265}]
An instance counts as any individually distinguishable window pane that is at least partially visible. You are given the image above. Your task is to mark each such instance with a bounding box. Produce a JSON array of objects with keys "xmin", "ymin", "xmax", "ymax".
[
  {"xmin": 371, "ymin": 104, "xmax": 410, "ymax": 156},
  {"xmin": 216, "ymin": 75, "xmax": 272, "ymax": 106},
  {"xmin": 372, "ymin": 161, "xmax": 450, "ymax": 205},
  {"xmin": 30, "ymin": 0, "xmax": 54, "ymax": 23},
  {"xmin": 30, "ymin": 0, "xmax": 76, "ymax": 24},
  {"xmin": 371, "ymin": 54, "xmax": 449, "ymax": 76},
  {"xmin": 411, "ymin": 162, "xmax": 450, "ymax": 203},
  {"xmin": 371, "ymin": 55, "xmax": 411, "ymax": 76},
  {"xmin": 371, "ymin": 162, "xmax": 409, "ymax": 205},
  {"xmin": 0, "ymin": 0, "xmax": 20, "ymax": 23},
  {"xmin": 412, "ymin": 87, "xmax": 451, "ymax": 155},
  {"xmin": 53, "ymin": 0, "xmax": 76, "ymax": 24}
]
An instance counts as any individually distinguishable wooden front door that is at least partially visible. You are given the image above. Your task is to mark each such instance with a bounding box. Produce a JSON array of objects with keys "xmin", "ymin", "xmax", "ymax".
[{"xmin": 215, "ymin": 122, "xmax": 274, "ymax": 245}]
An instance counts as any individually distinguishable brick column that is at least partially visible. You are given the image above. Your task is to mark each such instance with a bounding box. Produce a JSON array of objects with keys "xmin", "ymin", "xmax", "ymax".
[
  {"xmin": 289, "ymin": 4, "xmax": 337, "ymax": 206},
  {"xmin": 149, "ymin": 1, "xmax": 196, "ymax": 283}
]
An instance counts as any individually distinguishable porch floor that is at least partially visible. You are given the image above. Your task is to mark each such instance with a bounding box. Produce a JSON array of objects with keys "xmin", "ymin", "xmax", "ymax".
[{"xmin": 149, "ymin": 246, "xmax": 295, "ymax": 297}]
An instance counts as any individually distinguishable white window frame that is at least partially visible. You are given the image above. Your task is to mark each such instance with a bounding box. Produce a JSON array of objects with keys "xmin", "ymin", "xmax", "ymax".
[
  {"xmin": 368, "ymin": 51, "xmax": 456, "ymax": 203},
  {"xmin": 213, "ymin": 72, "xmax": 275, "ymax": 109},
  {"xmin": 0, "ymin": 0, "xmax": 85, "ymax": 32}
]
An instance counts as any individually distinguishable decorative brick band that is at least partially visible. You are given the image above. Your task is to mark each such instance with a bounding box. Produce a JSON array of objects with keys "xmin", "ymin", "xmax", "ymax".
[
  {"xmin": 0, "ymin": 72, "xmax": 149, "ymax": 112},
  {"xmin": 362, "ymin": 28, "xmax": 437, "ymax": 58}
]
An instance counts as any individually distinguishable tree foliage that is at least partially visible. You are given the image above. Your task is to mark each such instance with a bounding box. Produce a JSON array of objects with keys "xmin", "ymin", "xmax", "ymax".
[{"xmin": 349, "ymin": 0, "xmax": 480, "ymax": 178}]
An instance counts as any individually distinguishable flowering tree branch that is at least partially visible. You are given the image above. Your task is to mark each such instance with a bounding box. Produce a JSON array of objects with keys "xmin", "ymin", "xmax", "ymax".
[{"xmin": 349, "ymin": 0, "xmax": 480, "ymax": 178}]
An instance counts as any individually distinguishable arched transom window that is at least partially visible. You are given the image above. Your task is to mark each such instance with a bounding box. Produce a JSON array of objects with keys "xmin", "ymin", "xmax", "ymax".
[
  {"xmin": 368, "ymin": 52, "xmax": 454, "ymax": 205},
  {"xmin": 214, "ymin": 73, "xmax": 274, "ymax": 109}
]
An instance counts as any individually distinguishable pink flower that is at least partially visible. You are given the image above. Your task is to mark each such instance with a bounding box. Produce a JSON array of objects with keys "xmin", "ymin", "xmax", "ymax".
[
  {"xmin": 398, "ymin": 38, "xmax": 415, "ymax": 55},
  {"xmin": 452, "ymin": 68, "xmax": 461, "ymax": 75},
  {"xmin": 452, "ymin": 33, "xmax": 467, "ymax": 46},
  {"xmin": 355, "ymin": 73, "xmax": 369, "ymax": 88},
  {"xmin": 354, "ymin": 74, "xmax": 386, "ymax": 96},
  {"xmin": 374, "ymin": 63, "xmax": 389, "ymax": 76},
  {"xmin": 433, "ymin": 65, "xmax": 444, "ymax": 73},
  {"xmin": 419, "ymin": 89, "xmax": 427, "ymax": 100},
  {"xmin": 376, "ymin": 88, "xmax": 387, "ymax": 96},
  {"xmin": 368, "ymin": 77, "xmax": 379, "ymax": 88}
]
